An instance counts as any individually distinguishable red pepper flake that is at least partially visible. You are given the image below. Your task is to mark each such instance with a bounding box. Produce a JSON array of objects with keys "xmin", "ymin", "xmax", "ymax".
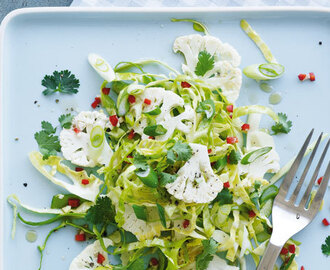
[
  {"xmin": 144, "ymin": 98, "xmax": 152, "ymax": 105},
  {"xmin": 211, "ymin": 161, "xmax": 216, "ymax": 167},
  {"xmin": 301, "ymin": 266, "xmax": 305, "ymax": 270},
  {"xmin": 317, "ymin": 176, "xmax": 323, "ymax": 185},
  {"xmin": 208, "ymin": 149, "xmax": 212, "ymax": 154},
  {"xmin": 150, "ymin": 257, "xmax": 159, "ymax": 266},
  {"xmin": 229, "ymin": 113, "xmax": 233, "ymax": 119},
  {"xmin": 322, "ymin": 218, "xmax": 330, "ymax": 226},
  {"xmin": 280, "ymin": 247, "xmax": 289, "ymax": 255},
  {"xmin": 288, "ymin": 244, "xmax": 296, "ymax": 254},
  {"xmin": 68, "ymin": 198, "xmax": 80, "ymax": 208},
  {"xmin": 97, "ymin": 253, "xmax": 105, "ymax": 264},
  {"xmin": 149, "ymin": 136, "xmax": 155, "ymax": 140},
  {"xmin": 95, "ymin": 97, "xmax": 101, "ymax": 103},
  {"xmin": 248, "ymin": 210, "xmax": 256, "ymax": 218},
  {"xmin": 226, "ymin": 137, "xmax": 238, "ymax": 144},
  {"xmin": 91, "ymin": 97, "xmax": 101, "ymax": 109},
  {"xmin": 128, "ymin": 129, "xmax": 135, "ymax": 140},
  {"xmin": 298, "ymin": 74, "xmax": 307, "ymax": 81},
  {"xmin": 227, "ymin": 155, "xmax": 230, "ymax": 164},
  {"xmin": 223, "ymin": 181, "xmax": 230, "ymax": 189},
  {"xmin": 73, "ymin": 127, "xmax": 80, "ymax": 134},
  {"xmin": 241, "ymin": 123, "xmax": 250, "ymax": 132},
  {"xmin": 127, "ymin": 155, "xmax": 133, "ymax": 159},
  {"xmin": 181, "ymin": 81, "xmax": 191, "ymax": 88},
  {"xmin": 109, "ymin": 115, "xmax": 119, "ymax": 127},
  {"xmin": 183, "ymin": 219, "xmax": 190, "ymax": 229},
  {"xmin": 309, "ymin": 72, "xmax": 315, "ymax": 81},
  {"xmin": 226, "ymin": 104, "xmax": 233, "ymax": 113},
  {"xmin": 102, "ymin": 87, "xmax": 110, "ymax": 95},
  {"xmin": 75, "ymin": 233, "xmax": 86, "ymax": 242},
  {"xmin": 81, "ymin": 179, "xmax": 89, "ymax": 185},
  {"xmin": 75, "ymin": 167, "xmax": 84, "ymax": 172},
  {"xmin": 128, "ymin": 95, "xmax": 136, "ymax": 104}
]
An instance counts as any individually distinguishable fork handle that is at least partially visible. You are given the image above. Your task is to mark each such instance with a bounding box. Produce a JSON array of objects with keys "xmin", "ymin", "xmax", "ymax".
[{"xmin": 257, "ymin": 241, "xmax": 282, "ymax": 270}]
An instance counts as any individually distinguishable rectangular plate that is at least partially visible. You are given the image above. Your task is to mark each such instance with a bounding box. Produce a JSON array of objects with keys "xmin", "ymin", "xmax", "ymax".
[{"xmin": 1, "ymin": 7, "xmax": 330, "ymax": 270}]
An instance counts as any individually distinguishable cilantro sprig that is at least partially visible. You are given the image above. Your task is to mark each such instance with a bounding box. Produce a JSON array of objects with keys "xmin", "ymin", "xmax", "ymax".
[
  {"xmin": 167, "ymin": 141, "xmax": 192, "ymax": 164},
  {"xmin": 196, "ymin": 238, "xmax": 218, "ymax": 270},
  {"xmin": 195, "ymin": 51, "xmax": 215, "ymax": 76},
  {"xmin": 85, "ymin": 197, "xmax": 115, "ymax": 227},
  {"xmin": 58, "ymin": 113, "xmax": 74, "ymax": 129},
  {"xmin": 42, "ymin": 70, "xmax": 80, "ymax": 96},
  {"xmin": 321, "ymin": 236, "xmax": 330, "ymax": 256},
  {"xmin": 271, "ymin": 113, "xmax": 292, "ymax": 135}
]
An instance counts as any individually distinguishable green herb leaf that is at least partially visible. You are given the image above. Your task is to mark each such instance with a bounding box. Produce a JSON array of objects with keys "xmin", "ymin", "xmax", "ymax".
[
  {"xmin": 85, "ymin": 196, "xmax": 115, "ymax": 226},
  {"xmin": 196, "ymin": 99, "xmax": 215, "ymax": 119},
  {"xmin": 195, "ymin": 51, "xmax": 215, "ymax": 76},
  {"xmin": 280, "ymin": 254, "xmax": 295, "ymax": 270},
  {"xmin": 322, "ymin": 236, "xmax": 330, "ymax": 256},
  {"xmin": 143, "ymin": 124, "xmax": 167, "ymax": 137},
  {"xmin": 156, "ymin": 203, "xmax": 167, "ymax": 228},
  {"xmin": 42, "ymin": 70, "xmax": 80, "ymax": 96},
  {"xmin": 228, "ymin": 150, "xmax": 241, "ymax": 164},
  {"xmin": 133, "ymin": 153, "xmax": 149, "ymax": 171},
  {"xmin": 213, "ymin": 188, "xmax": 233, "ymax": 205},
  {"xmin": 167, "ymin": 141, "xmax": 192, "ymax": 164},
  {"xmin": 132, "ymin": 205, "xmax": 148, "ymax": 221},
  {"xmin": 41, "ymin": 121, "xmax": 56, "ymax": 134},
  {"xmin": 213, "ymin": 156, "xmax": 227, "ymax": 173},
  {"xmin": 34, "ymin": 131, "xmax": 61, "ymax": 160},
  {"xmin": 196, "ymin": 238, "xmax": 218, "ymax": 270},
  {"xmin": 128, "ymin": 258, "xmax": 145, "ymax": 270},
  {"xmin": 271, "ymin": 113, "xmax": 292, "ymax": 135},
  {"xmin": 58, "ymin": 114, "xmax": 74, "ymax": 129},
  {"xmin": 159, "ymin": 172, "xmax": 177, "ymax": 186}
]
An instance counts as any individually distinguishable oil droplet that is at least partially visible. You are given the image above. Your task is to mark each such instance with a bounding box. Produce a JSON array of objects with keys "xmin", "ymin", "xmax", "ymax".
[
  {"xmin": 269, "ymin": 92, "xmax": 282, "ymax": 105},
  {"xmin": 26, "ymin": 230, "xmax": 38, "ymax": 242},
  {"xmin": 260, "ymin": 82, "xmax": 273, "ymax": 93}
]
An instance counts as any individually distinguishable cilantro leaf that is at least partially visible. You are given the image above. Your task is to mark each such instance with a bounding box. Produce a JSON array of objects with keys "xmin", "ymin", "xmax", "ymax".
[
  {"xmin": 128, "ymin": 258, "xmax": 145, "ymax": 270},
  {"xmin": 271, "ymin": 113, "xmax": 292, "ymax": 135},
  {"xmin": 213, "ymin": 188, "xmax": 233, "ymax": 205},
  {"xmin": 195, "ymin": 51, "xmax": 215, "ymax": 76},
  {"xmin": 58, "ymin": 114, "xmax": 74, "ymax": 129},
  {"xmin": 133, "ymin": 153, "xmax": 149, "ymax": 171},
  {"xmin": 167, "ymin": 141, "xmax": 192, "ymax": 164},
  {"xmin": 322, "ymin": 236, "xmax": 330, "ymax": 256},
  {"xmin": 41, "ymin": 121, "xmax": 56, "ymax": 134},
  {"xmin": 85, "ymin": 197, "xmax": 115, "ymax": 226},
  {"xmin": 228, "ymin": 150, "xmax": 241, "ymax": 164},
  {"xmin": 42, "ymin": 70, "xmax": 80, "ymax": 96},
  {"xmin": 196, "ymin": 99, "xmax": 215, "ymax": 119},
  {"xmin": 196, "ymin": 238, "xmax": 218, "ymax": 270},
  {"xmin": 159, "ymin": 172, "xmax": 177, "ymax": 186},
  {"xmin": 34, "ymin": 131, "xmax": 61, "ymax": 160}
]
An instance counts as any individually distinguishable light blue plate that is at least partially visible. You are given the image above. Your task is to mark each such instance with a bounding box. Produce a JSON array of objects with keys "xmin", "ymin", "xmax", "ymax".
[{"xmin": 1, "ymin": 7, "xmax": 330, "ymax": 270}]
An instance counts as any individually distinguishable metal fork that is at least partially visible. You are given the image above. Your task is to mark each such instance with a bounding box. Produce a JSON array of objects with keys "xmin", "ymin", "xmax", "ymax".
[{"xmin": 257, "ymin": 129, "xmax": 330, "ymax": 270}]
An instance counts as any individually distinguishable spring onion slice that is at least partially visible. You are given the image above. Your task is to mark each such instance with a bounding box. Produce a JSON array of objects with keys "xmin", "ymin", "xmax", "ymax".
[
  {"xmin": 171, "ymin": 18, "xmax": 209, "ymax": 35},
  {"xmin": 241, "ymin": 147, "xmax": 272, "ymax": 165},
  {"xmin": 143, "ymin": 105, "xmax": 161, "ymax": 116},
  {"xmin": 90, "ymin": 125, "xmax": 105, "ymax": 148},
  {"xmin": 240, "ymin": 19, "xmax": 276, "ymax": 63},
  {"xmin": 135, "ymin": 167, "xmax": 158, "ymax": 188},
  {"xmin": 243, "ymin": 63, "xmax": 285, "ymax": 81},
  {"xmin": 143, "ymin": 125, "xmax": 167, "ymax": 137}
]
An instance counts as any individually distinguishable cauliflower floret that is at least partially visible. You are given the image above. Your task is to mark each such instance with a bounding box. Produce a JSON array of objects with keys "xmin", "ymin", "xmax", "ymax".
[
  {"xmin": 131, "ymin": 87, "xmax": 195, "ymax": 141},
  {"xmin": 69, "ymin": 238, "xmax": 113, "ymax": 270},
  {"xmin": 173, "ymin": 34, "xmax": 242, "ymax": 103},
  {"xmin": 60, "ymin": 110, "xmax": 113, "ymax": 167},
  {"xmin": 166, "ymin": 143, "xmax": 223, "ymax": 203}
]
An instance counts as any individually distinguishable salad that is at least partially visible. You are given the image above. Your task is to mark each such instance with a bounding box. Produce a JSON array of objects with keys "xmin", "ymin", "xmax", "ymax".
[{"xmin": 8, "ymin": 19, "xmax": 323, "ymax": 270}]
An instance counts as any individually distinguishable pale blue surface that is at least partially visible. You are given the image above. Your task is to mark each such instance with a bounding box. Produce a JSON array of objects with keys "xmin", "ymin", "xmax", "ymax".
[{"xmin": 1, "ymin": 8, "xmax": 330, "ymax": 270}]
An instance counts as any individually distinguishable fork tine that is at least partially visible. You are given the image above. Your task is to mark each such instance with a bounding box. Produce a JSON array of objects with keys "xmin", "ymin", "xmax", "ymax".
[
  {"xmin": 300, "ymin": 138, "xmax": 330, "ymax": 209},
  {"xmin": 289, "ymin": 133, "xmax": 323, "ymax": 203},
  {"xmin": 277, "ymin": 129, "xmax": 314, "ymax": 197},
  {"xmin": 309, "ymin": 161, "xmax": 330, "ymax": 214}
]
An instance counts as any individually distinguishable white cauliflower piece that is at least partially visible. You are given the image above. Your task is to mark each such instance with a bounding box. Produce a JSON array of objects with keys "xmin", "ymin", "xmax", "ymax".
[
  {"xmin": 60, "ymin": 110, "xmax": 113, "ymax": 167},
  {"xmin": 69, "ymin": 238, "xmax": 113, "ymax": 270},
  {"xmin": 166, "ymin": 143, "xmax": 223, "ymax": 203},
  {"xmin": 173, "ymin": 34, "xmax": 242, "ymax": 103},
  {"xmin": 131, "ymin": 87, "xmax": 195, "ymax": 141}
]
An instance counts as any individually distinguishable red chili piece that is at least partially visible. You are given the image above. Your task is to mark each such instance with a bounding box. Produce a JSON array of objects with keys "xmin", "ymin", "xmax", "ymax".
[
  {"xmin": 241, "ymin": 123, "xmax": 250, "ymax": 132},
  {"xmin": 73, "ymin": 127, "xmax": 80, "ymax": 134},
  {"xmin": 75, "ymin": 167, "xmax": 84, "ymax": 172},
  {"xmin": 75, "ymin": 233, "xmax": 86, "ymax": 242},
  {"xmin": 144, "ymin": 98, "xmax": 152, "ymax": 105},
  {"xmin": 149, "ymin": 136, "xmax": 155, "ymax": 140},
  {"xmin": 127, "ymin": 155, "xmax": 133, "ymax": 159},
  {"xmin": 288, "ymin": 244, "xmax": 295, "ymax": 254},
  {"xmin": 208, "ymin": 149, "xmax": 212, "ymax": 154},
  {"xmin": 81, "ymin": 179, "xmax": 89, "ymax": 185},
  {"xmin": 109, "ymin": 115, "xmax": 119, "ymax": 127},
  {"xmin": 298, "ymin": 74, "xmax": 307, "ymax": 81},
  {"xmin": 128, "ymin": 95, "xmax": 136, "ymax": 104},
  {"xmin": 248, "ymin": 210, "xmax": 256, "ymax": 218},
  {"xmin": 226, "ymin": 104, "xmax": 233, "ymax": 113},
  {"xmin": 280, "ymin": 247, "xmax": 288, "ymax": 255},
  {"xmin": 223, "ymin": 181, "xmax": 230, "ymax": 189},
  {"xmin": 183, "ymin": 219, "xmax": 190, "ymax": 229},
  {"xmin": 317, "ymin": 176, "xmax": 323, "ymax": 185},
  {"xmin": 227, "ymin": 137, "xmax": 238, "ymax": 144},
  {"xmin": 97, "ymin": 253, "xmax": 105, "ymax": 264},
  {"xmin": 181, "ymin": 81, "xmax": 191, "ymax": 88},
  {"xmin": 128, "ymin": 130, "xmax": 135, "ymax": 140},
  {"xmin": 150, "ymin": 257, "xmax": 159, "ymax": 266},
  {"xmin": 309, "ymin": 72, "xmax": 315, "ymax": 81},
  {"xmin": 229, "ymin": 113, "xmax": 233, "ymax": 119},
  {"xmin": 91, "ymin": 97, "xmax": 101, "ymax": 109},
  {"xmin": 322, "ymin": 218, "xmax": 330, "ymax": 226},
  {"xmin": 102, "ymin": 87, "xmax": 110, "ymax": 95},
  {"xmin": 301, "ymin": 266, "xmax": 305, "ymax": 270},
  {"xmin": 68, "ymin": 198, "xmax": 80, "ymax": 208}
]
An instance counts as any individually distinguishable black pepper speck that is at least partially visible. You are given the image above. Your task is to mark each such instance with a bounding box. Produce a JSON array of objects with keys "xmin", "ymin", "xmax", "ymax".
[
  {"xmin": 23, "ymin": 183, "xmax": 27, "ymax": 187},
  {"xmin": 319, "ymin": 41, "xmax": 322, "ymax": 45}
]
